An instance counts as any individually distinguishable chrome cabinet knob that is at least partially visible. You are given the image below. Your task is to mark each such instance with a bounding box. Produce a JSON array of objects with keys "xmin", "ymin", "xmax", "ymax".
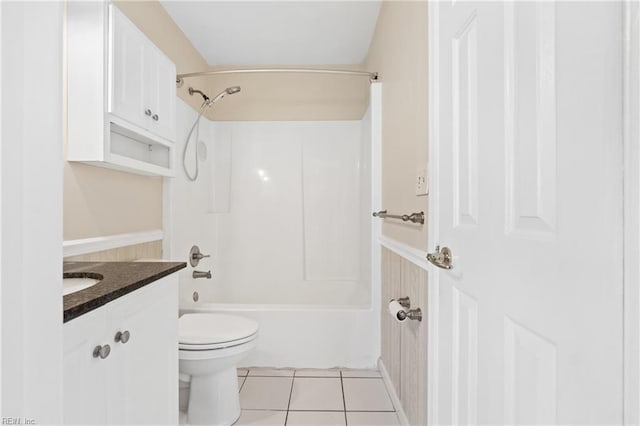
[
  {"xmin": 152, "ymin": 114, "xmax": 159, "ymax": 121},
  {"xmin": 144, "ymin": 109, "xmax": 152, "ymax": 116},
  {"xmin": 114, "ymin": 330, "xmax": 130, "ymax": 344},
  {"xmin": 93, "ymin": 344, "xmax": 111, "ymax": 359}
]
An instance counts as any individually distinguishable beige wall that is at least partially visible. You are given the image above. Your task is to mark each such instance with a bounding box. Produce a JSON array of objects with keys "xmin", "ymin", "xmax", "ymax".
[
  {"xmin": 371, "ymin": 10, "xmax": 430, "ymax": 418},
  {"xmin": 202, "ymin": 65, "xmax": 369, "ymax": 121},
  {"xmin": 366, "ymin": 1, "xmax": 429, "ymax": 250},
  {"xmin": 63, "ymin": 163, "xmax": 163, "ymax": 240}
]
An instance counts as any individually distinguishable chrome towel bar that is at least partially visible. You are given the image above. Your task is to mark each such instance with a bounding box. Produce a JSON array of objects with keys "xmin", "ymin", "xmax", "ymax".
[{"xmin": 372, "ymin": 210, "xmax": 425, "ymax": 224}]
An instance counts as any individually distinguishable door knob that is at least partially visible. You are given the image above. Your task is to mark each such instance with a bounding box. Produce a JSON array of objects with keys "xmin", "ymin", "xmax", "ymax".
[
  {"xmin": 114, "ymin": 330, "xmax": 130, "ymax": 344},
  {"xmin": 144, "ymin": 108, "xmax": 152, "ymax": 116},
  {"xmin": 152, "ymin": 114, "xmax": 159, "ymax": 121},
  {"xmin": 426, "ymin": 245, "xmax": 453, "ymax": 270}
]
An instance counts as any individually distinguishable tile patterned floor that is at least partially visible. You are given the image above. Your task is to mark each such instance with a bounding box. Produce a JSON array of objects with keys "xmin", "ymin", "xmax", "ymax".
[{"xmin": 235, "ymin": 368, "xmax": 400, "ymax": 426}]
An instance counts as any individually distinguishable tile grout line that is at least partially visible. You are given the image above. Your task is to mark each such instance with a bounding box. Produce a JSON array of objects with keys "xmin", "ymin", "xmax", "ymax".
[
  {"xmin": 236, "ymin": 369, "xmax": 387, "ymax": 425},
  {"xmin": 340, "ymin": 371, "xmax": 348, "ymax": 426},
  {"xmin": 237, "ymin": 369, "xmax": 248, "ymax": 394},
  {"xmin": 284, "ymin": 371, "xmax": 296, "ymax": 425},
  {"xmin": 376, "ymin": 375, "xmax": 398, "ymax": 414},
  {"xmin": 242, "ymin": 409, "xmax": 289, "ymax": 412},
  {"xmin": 340, "ymin": 376, "xmax": 383, "ymax": 379}
]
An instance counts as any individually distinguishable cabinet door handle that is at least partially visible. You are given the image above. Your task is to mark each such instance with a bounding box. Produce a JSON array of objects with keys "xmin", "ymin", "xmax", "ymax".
[
  {"xmin": 145, "ymin": 109, "xmax": 152, "ymax": 116},
  {"xmin": 152, "ymin": 114, "xmax": 159, "ymax": 121},
  {"xmin": 93, "ymin": 344, "xmax": 111, "ymax": 359},
  {"xmin": 114, "ymin": 330, "xmax": 130, "ymax": 344}
]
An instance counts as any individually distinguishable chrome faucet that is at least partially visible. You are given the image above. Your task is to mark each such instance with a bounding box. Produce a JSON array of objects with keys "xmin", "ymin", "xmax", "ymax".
[{"xmin": 193, "ymin": 270, "xmax": 212, "ymax": 279}]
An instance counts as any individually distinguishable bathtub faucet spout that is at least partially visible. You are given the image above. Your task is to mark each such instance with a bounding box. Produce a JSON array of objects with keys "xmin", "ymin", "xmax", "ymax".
[{"xmin": 193, "ymin": 270, "xmax": 212, "ymax": 279}]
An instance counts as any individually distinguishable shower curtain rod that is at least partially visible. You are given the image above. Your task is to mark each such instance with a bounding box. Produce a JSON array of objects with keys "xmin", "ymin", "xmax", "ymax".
[{"xmin": 176, "ymin": 68, "xmax": 379, "ymax": 87}]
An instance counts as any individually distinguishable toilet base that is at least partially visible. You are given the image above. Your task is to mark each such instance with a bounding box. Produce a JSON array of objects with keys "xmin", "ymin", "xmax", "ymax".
[{"xmin": 187, "ymin": 367, "xmax": 241, "ymax": 425}]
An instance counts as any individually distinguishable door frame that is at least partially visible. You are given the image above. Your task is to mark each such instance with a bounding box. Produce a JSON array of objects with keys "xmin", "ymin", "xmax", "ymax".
[
  {"xmin": 426, "ymin": 2, "xmax": 632, "ymax": 424},
  {"xmin": 624, "ymin": 1, "xmax": 639, "ymax": 423},
  {"xmin": 426, "ymin": 1, "xmax": 441, "ymax": 424},
  {"xmin": 0, "ymin": 1, "xmax": 64, "ymax": 420}
]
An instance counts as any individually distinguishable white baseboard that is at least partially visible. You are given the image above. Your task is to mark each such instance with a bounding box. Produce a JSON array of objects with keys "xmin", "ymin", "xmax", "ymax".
[
  {"xmin": 378, "ymin": 358, "xmax": 410, "ymax": 426},
  {"xmin": 63, "ymin": 229, "xmax": 164, "ymax": 257}
]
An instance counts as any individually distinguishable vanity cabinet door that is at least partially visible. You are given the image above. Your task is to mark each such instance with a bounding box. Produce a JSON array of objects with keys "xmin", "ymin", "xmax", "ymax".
[
  {"xmin": 63, "ymin": 307, "xmax": 109, "ymax": 425},
  {"xmin": 107, "ymin": 276, "xmax": 178, "ymax": 425}
]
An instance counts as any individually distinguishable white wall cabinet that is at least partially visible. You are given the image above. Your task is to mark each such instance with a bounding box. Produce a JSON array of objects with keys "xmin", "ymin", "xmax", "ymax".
[
  {"xmin": 67, "ymin": 2, "xmax": 176, "ymax": 177},
  {"xmin": 63, "ymin": 276, "xmax": 178, "ymax": 424},
  {"xmin": 109, "ymin": 6, "xmax": 176, "ymax": 142}
]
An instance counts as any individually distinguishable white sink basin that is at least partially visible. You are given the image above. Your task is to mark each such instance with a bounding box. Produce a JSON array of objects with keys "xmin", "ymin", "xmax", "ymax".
[{"xmin": 63, "ymin": 277, "xmax": 101, "ymax": 296}]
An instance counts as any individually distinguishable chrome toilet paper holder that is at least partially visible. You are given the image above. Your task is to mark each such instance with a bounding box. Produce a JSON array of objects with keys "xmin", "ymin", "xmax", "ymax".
[{"xmin": 390, "ymin": 296, "xmax": 422, "ymax": 322}]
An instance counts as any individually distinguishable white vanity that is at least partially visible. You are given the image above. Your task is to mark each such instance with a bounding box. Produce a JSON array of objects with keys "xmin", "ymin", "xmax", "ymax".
[{"xmin": 62, "ymin": 262, "xmax": 184, "ymax": 425}]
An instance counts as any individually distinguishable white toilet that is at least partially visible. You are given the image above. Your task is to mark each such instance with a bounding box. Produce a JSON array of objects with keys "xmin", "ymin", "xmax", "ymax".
[{"xmin": 179, "ymin": 313, "xmax": 258, "ymax": 425}]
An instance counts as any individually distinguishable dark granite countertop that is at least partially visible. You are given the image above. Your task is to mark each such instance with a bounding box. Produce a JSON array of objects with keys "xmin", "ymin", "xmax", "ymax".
[{"xmin": 63, "ymin": 261, "xmax": 186, "ymax": 323}]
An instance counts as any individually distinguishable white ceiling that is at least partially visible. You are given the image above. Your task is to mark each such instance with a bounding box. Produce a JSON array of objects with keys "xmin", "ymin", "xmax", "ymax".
[{"xmin": 160, "ymin": 1, "xmax": 382, "ymax": 66}]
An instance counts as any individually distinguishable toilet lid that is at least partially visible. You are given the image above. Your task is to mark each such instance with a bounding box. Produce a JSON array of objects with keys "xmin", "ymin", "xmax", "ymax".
[{"xmin": 178, "ymin": 313, "xmax": 259, "ymax": 346}]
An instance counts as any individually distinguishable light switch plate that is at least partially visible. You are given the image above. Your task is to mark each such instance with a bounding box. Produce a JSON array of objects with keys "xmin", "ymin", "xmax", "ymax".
[{"xmin": 416, "ymin": 167, "xmax": 428, "ymax": 196}]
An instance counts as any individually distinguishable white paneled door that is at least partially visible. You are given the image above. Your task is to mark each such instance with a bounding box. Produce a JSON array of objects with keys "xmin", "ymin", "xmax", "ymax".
[{"xmin": 429, "ymin": 2, "xmax": 623, "ymax": 424}]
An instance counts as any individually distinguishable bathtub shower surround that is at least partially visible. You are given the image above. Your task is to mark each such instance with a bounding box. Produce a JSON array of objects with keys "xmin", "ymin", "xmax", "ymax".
[
  {"xmin": 168, "ymin": 94, "xmax": 379, "ymax": 368},
  {"xmin": 208, "ymin": 120, "xmax": 367, "ymax": 305}
]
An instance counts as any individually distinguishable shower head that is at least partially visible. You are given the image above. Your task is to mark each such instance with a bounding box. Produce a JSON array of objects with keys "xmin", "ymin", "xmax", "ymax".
[
  {"xmin": 183, "ymin": 85, "xmax": 241, "ymax": 182},
  {"xmin": 209, "ymin": 86, "xmax": 242, "ymax": 104}
]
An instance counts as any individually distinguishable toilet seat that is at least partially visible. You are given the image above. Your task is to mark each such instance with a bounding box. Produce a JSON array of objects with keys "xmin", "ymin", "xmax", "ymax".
[
  {"xmin": 179, "ymin": 313, "xmax": 258, "ymax": 351},
  {"xmin": 179, "ymin": 333, "xmax": 257, "ymax": 351}
]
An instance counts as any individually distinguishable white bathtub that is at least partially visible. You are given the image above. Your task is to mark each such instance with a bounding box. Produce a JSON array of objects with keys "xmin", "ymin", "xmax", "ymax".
[{"xmin": 180, "ymin": 303, "xmax": 379, "ymax": 369}]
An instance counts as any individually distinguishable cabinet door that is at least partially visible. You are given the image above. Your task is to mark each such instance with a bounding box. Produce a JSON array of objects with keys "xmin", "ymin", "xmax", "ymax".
[
  {"xmin": 109, "ymin": 6, "xmax": 146, "ymax": 129},
  {"xmin": 145, "ymin": 45, "xmax": 176, "ymax": 142},
  {"xmin": 63, "ymin": 308, "xmax": 109, "ymax": 425},
  {"xmin": 107, "ymin": 277, "xmax": 178, "ymax": 425}
]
